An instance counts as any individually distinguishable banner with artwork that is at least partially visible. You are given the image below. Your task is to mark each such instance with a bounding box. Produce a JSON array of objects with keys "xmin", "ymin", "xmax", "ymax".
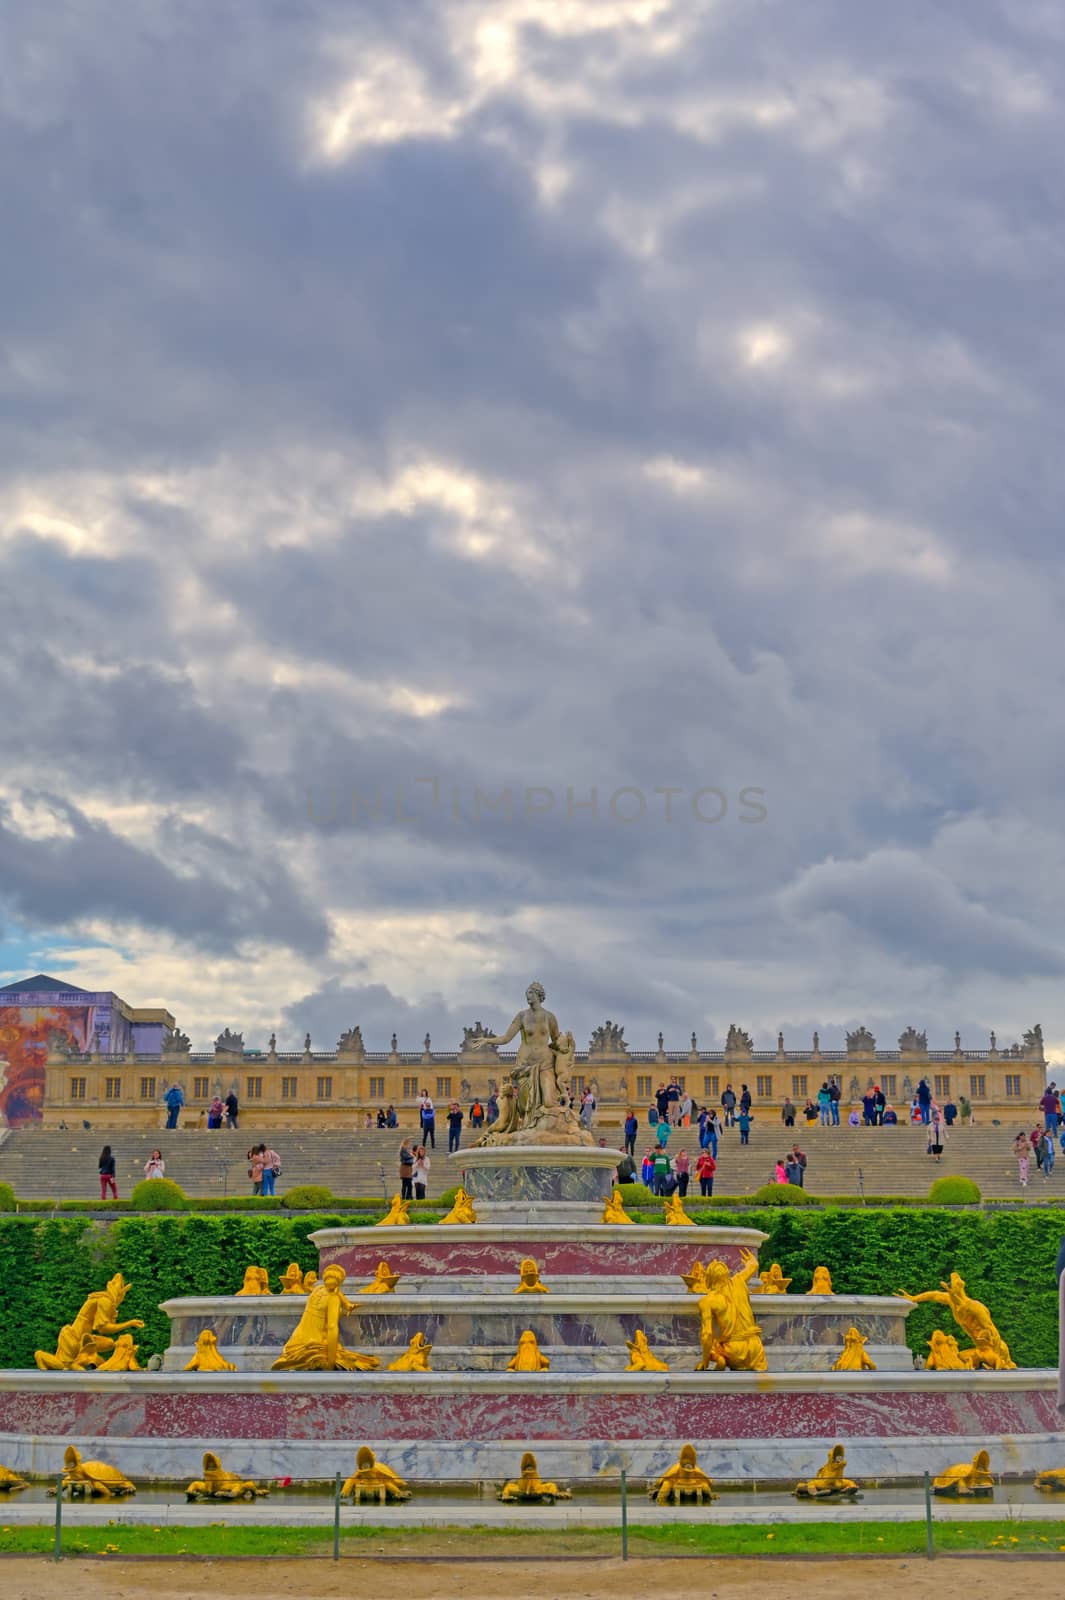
[{"xmin": 0, "ymin": 1004, "xmax": 97, "ymax": 1124}]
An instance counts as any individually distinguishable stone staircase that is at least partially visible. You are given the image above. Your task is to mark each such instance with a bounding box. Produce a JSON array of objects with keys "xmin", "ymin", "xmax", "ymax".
[{"xmin": 0, "ymin": 1114, "xmax": 1053, "ymax": 1202}]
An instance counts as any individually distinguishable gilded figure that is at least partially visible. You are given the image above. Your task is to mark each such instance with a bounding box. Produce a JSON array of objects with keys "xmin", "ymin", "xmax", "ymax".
[
  {"xmin": 279, "ymin": 1263, "xmax": 306, "ymax": 1294},
  {"xmin": 507, "ymin": 1330, "xmax": 550, "ymax": 1371},
  {"xmin": 832, "ymin": 1327, "xmax": 876, "ymax": 1372},
  {"xmin": 932, "ymin": 1449, "xmax": 994, "ymax": 1498},
  {"xmin": 696, "ymin": 1249, "xmax": 767, "ymax": 1372},
  {"xmin": 56, "ymin": 1445, "xmax": 135, "ymax": 1499},
  {"xmin": 602, "ymin": 1188, "xmax": 634, "ymax": 1224},
  {"xmin": 514, "ymin": 1258, "xmax": 549, "ymax": 1294},
  {"xmin": 95, "ymin": 1332, "xmax": 142, "ymax": 1372},
  {"xmin": 271, "ymin": 1264, "xmax": 379, "ymax": 1371},
  {"xmin": 795, "ymin": 1444, "xmax": 861, "ymax": 1499},
  {"xmin": 752, "ymin": 1263, "xmax": 791, "ymax": 1294},
  {"xmin": 680, "ymin": 1261, "xmax": 708, "ymax": 1294},
  {"xmin": 185, "ymin": 1329, "xmax": 237, "ymax": 1372},
  {"xmin": 388, "ymin": 1333, "xmax": 433, "ymax": 1372},
  {"xmin": 357, "ymin": 1261, "xmax": 401, "ymax": 1294},
  {"xmin": 1034, "ymin": 1469, "xmax": 1065, "ymax": 1493},
  {"xmin": 342, "ymin": 1446, "xmax": 412, "ymax": 1504},
  {"xmin": 898, "ymin": 1274, "xmax": 1014, "ymax": 1369},
  {"xmin": 236, "ymin": 1266, "xmax": 271, "ymax": 1296},
  {"xmin": 663, "ymin": 1193, "xmax": 694, "ymax": 1226},
  {"xmin": 810, "ymin": 1266, "xmax": 834, "ymax": 1294},
  {"xmin": 35, "ymin": 1272, "xmax": 145, "ymax": 1370},
  {"xmin": 497, "ymin": 1450, "xmax": 570, "ymax": 1503},
  {"xmin": 376, "ymin": 1194, "xmax": 411, "ymax": 1227},
  {"xmin": 649, "ymin": 1444, "xmax": 717, "ymax": 1504},
  {"xmin": 925, "ymin": 1330, "xmax": 967, "ymax": 1371},
  {"xmin": 0, "ymin": 1465, "xmax": 29, "ymax": 1492},
  {"xmin": 625, "ymin": 1329, "xmax": 669, "ymax": 1372},
  {"xmin": 186, "ymin": 1452, "xmax": 268, "ymax": 1501},
  {"xmin": 439, "ymin": 1187, "xmax": 478, "ymax": 1225},
  {"xmin": 302, "ymin": 1271, "xmax": 318, "ymax": 1292}
]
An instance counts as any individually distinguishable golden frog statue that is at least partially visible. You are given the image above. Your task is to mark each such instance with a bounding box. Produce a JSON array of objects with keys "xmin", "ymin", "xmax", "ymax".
[
  {"xmin": 376, "ymin": 1194, "xmax": 411, "ymax": 1227},
  {"xmin": 514, "ymin": 1258, "xmax": 549, "ymax": 1294},
  {"xmin": 185, "ymin": 1329, "xmax": 237, "ymax": 1372},
  {"xmin": 0, "ymin": 1464, "xmax": 29, "ymax": 1493},
  {"xmin": 186, "ymin": 1451, "xmax": 268, "ymax": 1502},
  {"xmin": 357, "ymin": 1261, "xmax": 401, "ymax": 1294},
  {"xmin": 507, "ymin": 1330, "xmax": 550, "ymax": 1371},
  {"xmin": 271, "ymin": 1264, "xmax": 380, "ymax": 1371},
  {"xmin": 342, "ymin": 1446, "xmax": 412, "ymax": 1504},
  {"xmin": 649, "ymin": 1444, "xmax": 717, "ymax": 1504},
  {"xmin": 95, "ymin": 1332, "xmax": 142, "ymax": 1372},
  {"xmin": 696, "ymin": 1250, "xmax": 767, "ymax": 1372},
  {"xmin": 663, "ymin": 1194, "xmax": 694, "ymax": 1226},
  {"xmin": 832, "ymin": 1327, "xmax": 876, "ymax": 1372},
  {"xmin": 932, "ymin": 1449, "xmax": 994, "ymax": 1498},
  {"xmin": 279, "ymin": 1263, "xmax": 306, "ymax": 1294},
  {"xmin": 439, "ymin": 1187, "xmax": 478, "ymax": 1225},
  {"xmin": 680, "ymin": 1261, "xmax": 708, "ymax": 1295},
  {"xmin": 810, "ymin": 1266, "xmax": 834, "ymax": 1294},
  {"xmin": 57, "ymin": 1445, "xmax": 135, "ymax": 1499},
  {"xmin": 1034, "ymin": 1469, "xmax": 1065, "ymax": 1493},
  {"xmin": 625, "ymin": 1329, "xmax": 669, "ymax": 1372},
  {"xmin": 388, "ymin": 1333, "xmax": 433, "ymax": 1372},
  {"xmin": 925, "ymin": 1330, "xmax": 967, "ymax": 1371},
  {"xmin": 795, "ymin": 1444, "xmax": 861, "ymax": 1499},
  {"xmin": 752, "ymin": 1262, "xmax": 791, "ymax": 1294},
  {"xmin": 602, "ymin": 1188, "xmax": 634, "ymax": 1224},
  {"xmin": 235, "ymin": 1266, "xmax": 271, "ymax": 1296},
  {"xmin": 899, "ymin": 1273, "xmax": 1014, "ymax": 1370},
  {"xmin": 497, "ymin": 1451, "xmax": 570, "ymax": 1503}
]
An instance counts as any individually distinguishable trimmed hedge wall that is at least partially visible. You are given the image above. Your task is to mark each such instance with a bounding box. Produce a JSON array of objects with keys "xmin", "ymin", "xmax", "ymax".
[{"xmin": 1, "ymin": 1207, "xmax": 1060, "ymax": 1370}]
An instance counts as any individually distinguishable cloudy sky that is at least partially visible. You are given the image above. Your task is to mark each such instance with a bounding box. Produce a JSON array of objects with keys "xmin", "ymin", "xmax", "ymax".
[{"xmin": 1, "ymin": 0, "xmax": 1063, "ymax": 1058}]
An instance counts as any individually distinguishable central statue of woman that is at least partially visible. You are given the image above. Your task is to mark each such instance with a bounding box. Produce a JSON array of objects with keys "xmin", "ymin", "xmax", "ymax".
[{"xmin": 468, "ymin": 981, "xmax": 592, "ymax": 1146}]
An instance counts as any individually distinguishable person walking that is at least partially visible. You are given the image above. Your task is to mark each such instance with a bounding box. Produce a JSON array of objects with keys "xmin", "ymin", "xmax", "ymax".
[
  {"xmin": 207, "ymin": 1095, "xmax": 224, "ymax": 1129},
  {"xmin": 674, "ymin": 1147, "xmax": 691, "ymax": 1198},
  {"xmin": 641, "ymin": 1149, "xmax": 655, "ymax": 1188},
  {"xmin": 789, "ymin": 1142, "xmax": 807, "ymax": 1187},
  {"xmin": 446, "ymin": 1100, "xmax": 463, "ymax": 1154},
  {"xmin": 470, "ymin": 1098, "xmax": 485, "ymax": 1132},
  {"xmin": 737, "ymin": 1107, "xmax": 752, "ymax": 1146},
  {"xmin": 774, "ymin": 1157, "xmax": 788, "ymax": 1184},
  {"xmin": 486, "ymin": 1090, "xmax": 498, "ymax": 1126},
  {"xmin": 695, "ymin": 1148, "xmax": 716, "ymax": 1198},
  {"xmin": 739, "ymin": 1083, "xmax": 752, "ymax": 1117},
  {"xmin": 260, "ymin": 1143, "xmax": 281, "ymax": 1197},
  {"xmin": 164, "ymin": 1081, "xmax": 185, "ymax": 1130},
  {"xmin": 623, "ymin": 1108, "xmax": 638, "ymax": 1157},
  {"xmin": 1014, "ymin": 1131, "xmax": 1031, "ymax": 1188},
  {"xmin": 666, "ymin": 1079, "xmax": 681, "ymax": 1125},
  {"xmin": 248, "ymin": 1145, "xmax": 265, "ymax": 1196},
  {"xmin": 679, "ymin": 1090, "xmax": 693, "ymax": 1128},
  {"xmin": 413, "ymin": 1145, "xmax": 431, "ymax": 1200},
  {"xmin": 580, "ymin": 1087, "xmax": 596, "ymax": 1129},
  {"xmin": 873, "ymin": 1084, "xmax": 886, "ymax": 1125},
  {"xmin": 143, "ymin": 1149, "xmax": 165, "ymax": 1180},
  {"xmin": 927, "ymin": 1111, "xmax": 944, "ymax": 1163},
  {"xmin": 224, "ymin": 1089, "xmax": 239, "ymax": 1130},
  {"xmin": 651, "ymin": 1144, "xmax": 672, "ymax": 1196},
  {"xmin": 398, "ymin": 1139, "xmax": 414, "ymax": 1201},
  {"xmin": 419, "ymin": 1091, "xmax": 436, "ymax": 1149},
  {"xmin": 916, "ymin": 1077, "xmax": 932, "ymax": 1125},
  {"xmin": 781, "ymin": 1097, "xmax": 796, "ymax": 1128},
  {"xmin": 98, "ymin": 1145, "xmax": 118, "ymax": 1202},
  {"xmin": 1043, "ymin": 1129, "xmax": 1056, "ymax": 1181},
  {"xmin": 721, "ymin": 1084, "xmax": 736, "ymax": 1128},
  {"xmin": 817, "ymin": 1081, "xmax": 832, "ymax": 1126},
  {"xmin": 829, "ymin": 1079, "xmax": 841, "ymax": 1126}
]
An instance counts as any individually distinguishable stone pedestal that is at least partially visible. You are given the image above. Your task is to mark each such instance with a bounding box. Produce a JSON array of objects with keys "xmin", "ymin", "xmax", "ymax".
[{"xmin": 450, "ymin": 1143, "xmax": 626, "ymax": 1223}]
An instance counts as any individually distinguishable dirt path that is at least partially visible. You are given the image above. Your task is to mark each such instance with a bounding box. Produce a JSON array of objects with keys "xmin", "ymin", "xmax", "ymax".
[{"xmin": 1, "ymin": 1557, "xmax": 1056, "ymax": 1600}]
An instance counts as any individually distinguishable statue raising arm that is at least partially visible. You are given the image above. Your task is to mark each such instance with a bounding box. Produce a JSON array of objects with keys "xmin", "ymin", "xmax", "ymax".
[{"xmin": 468, "ymin": 1015, "xmax": 523, "ymax": 1050}]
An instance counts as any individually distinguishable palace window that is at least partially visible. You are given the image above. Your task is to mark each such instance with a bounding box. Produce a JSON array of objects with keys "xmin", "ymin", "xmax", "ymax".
[
  {"xmin": 970, "ymin": 1074, "xmax": 987, "ymax": 1099},
  {"xmin": 674, "ymin": 1075, "xmax": 686, "ymax": 1092},
  {"xmin": 403, "ymin": 1076, "xmax": 419, "ymax": 1098},
  {"xmin": 755, "ymin": 1075, "xmax": 773, "ymax": 1098},
  {"xmin": 105, "ymin": 1077, "xmax": 122, "ymax": 1100},
  {"xmin": 703, "ymin": 1075, "xmax": 719, "ymax": 1098},
  {"xmin": 934, "ymin": 1075, "xmax": 951, "ymax": 1098},
  {"xmin": 881, "ymin": 1074, "xmax": 897, "ymax": 1098},
  {"xmin": 636, "ymin": 1075, "xmax": 652, "ymax": 1100},
  {"xmin": 139, "ymin": 1076, "xmax": 156, "ymax": 1100},
  {"xmin": 193, "ymin": 1076, "xmax": 209, "ymax": 1099},
  {"xmin": 317, "ymin": 1075, "xmax": 333, "ymax": 1100},
  {"xmin": 792, "ymin": 1075, "xmax": 807, "ymax": 1098},
  {"xmin": 1005, "ymin": 1074, "xmax": 1022, "ymax": 1098},
  {"xmin": 281, "ymin": 1076, "xmax": 297, "ymax": 1100},
  {"xmin": 571, "ymin": 1075, "xmax": 585, "ymax": 1097},
  {"xmin": 436, "ymin": 1077, "xmax": 452, "ymax": 1098},
  {"xmin": 369, "ymin": 1076, "xmax": 385, "ymax": 1099},
  {"xmin": 246, "ymin": 1076, "xmax": 263, "ymax": 1099},
  {"xmin": 70, "ymin": 1077, "xmax": 86, "ymax": 1100}
]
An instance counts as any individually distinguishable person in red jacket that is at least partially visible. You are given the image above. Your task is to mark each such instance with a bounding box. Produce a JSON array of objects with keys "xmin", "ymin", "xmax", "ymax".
[{"xmin": 695, "ymin": 1148, "xmax": 716, "ymax": 1198}]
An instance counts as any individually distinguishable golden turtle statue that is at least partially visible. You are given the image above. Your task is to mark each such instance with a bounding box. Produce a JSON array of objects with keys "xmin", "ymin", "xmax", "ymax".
[
  {"xmin": 507, "ymin": 1330, "xmax": 551, "ymax": 1371},
  {"xmin": 1034, "ymin": 1469, "xmax": 1065, "ymax": 1493},
  {"xmin": 0, "ymin": 1464, "xmax": 29, "ymax": 1493},
  {"xmin": 186, "ymin": 1451, "xmax": 268, "ymax": 1502},
  {"xmin": 184, "ymin": 1329, "xmax": 237, "ymax": 1372},
  {"xmin": 625, "ymin": 1330, "xmax": 669, "ymax": 1372},
  {"xmin": 497, "ymin": 1451, "xmax": 570, "ymax": 1504},
  {"xmin": 932, "ymin": 1449, "xmax": 994, "ymax": 1498},
  {"xmin": 794, "ymin": 1444, "xmax": 861, "ymax": 1500},
  {"xmin": 341, "ymin": 1446, "xmax": 411, "ymax": 1504},
  {"xmin": 649, "ymin": 1444, "xmax": 717, "ymax": 1504},
  {"xmin": 57, "ymin": 1444, "xmax": 135, "ymax": 1499}
]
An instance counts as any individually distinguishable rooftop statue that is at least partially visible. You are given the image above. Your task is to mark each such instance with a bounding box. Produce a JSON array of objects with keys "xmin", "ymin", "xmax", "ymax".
[
  {"xmin": 514, "ymin": 1258, "xmax": 549, "ymax": 1294},
  {"xmin": 497, "ymin": 1450, "xmax": 570, "ymax": 1503},
  {"xmin": 507, "ymin": 1330, "xmax": 550, "ymax": 1371},
  {"xmin": 388, "ymin": 1333, "xmax": 433, "ymax": 1372},
  {"xmin": 376, "ymin": 1194, "xmax": 411, "ymax": 1227},
  {"xmin": 795, "ymin": 1445, "xmax": 861, "ymax": 1499},
  {"xmin": 337, "ymin": 1026, "xmax": 364, "ymax": 1054},
  {"xmin": 589, "ymin": 1020, "xmax": 627, "ymax": 1054},
  {"xmin": 649, "ymin": 1444, "xmax": 717, "ymax": 1504},
  {"xmin": 696, "ymin": 1250, "xmax": 767, "ymax": 1372},
  {"xmin": 932, "ymin": 1449, "xmax": 994, "ymax": 1498},
  {"xmin": 342, "ymin": 1447, "xmax": 412, "ymax": 1504},
  {"xmin": 162, "ymin": 1028, "xmax": 191, "ymax": 1054},
  {"xmin": 186, "ymin": 1452, "xmax": 268, "ymax": 1502},
  {"xmin": 357, "ymin": 1261, "xmax": 401, "ymax": 1294},
  {"xmin": 602, "ymin": 1188, "xmax": 634, "ymax": 1224},
  {"xmin": 664, "ymin": 1193, "xmax": 694, "ymax": 1225},
  {"xmin": 271, "ymin": 1264, "xmax": 379, "ymax": 1372},
  {"xmin": 898, "ymin": 1026, "xmax": 928, "ymax": 1052},
  {"xmin": 235, "ymin": 1266, "xmax": 271, "ymax": 1295},
  {"xmin": 214, "ymin": 1028, "xmax": 244, "ymax": 1054},
  {"xmin": 625, "ymin": 1329, "xmax": 669, "ymax": 1371},
  {"xmin": 751, "ymin": 1263, "xmax": 791, "ymax": 1294},
  {"xmin": 899, "ymin": 1273, "xmax": 1015, "ymax": 1369},
  {"xmin": 725, "ymin": 1024, "xmax": 753, "ymax": 1055},
  {"xmin": 846, "ymin": 1026, "xmax": 876, "ymax": 1053},
  {"xmin": 439, "ymin": 1187, "xmax": 478, "ymax": 1225},
  {"xmin": 184, "ymin": 1329, "xmax": 237, "ymax": 1372},
  {"xmin": 832, "ymin": 1328, "xmax": 876, "ymax": 1371},
  {"xmin": 56, "ymin": 1445, "xmax": 135, "ymax": 1499},
  {"xmin": 467, "ymin": 982, "xmax": 594, "ymax": 1147}
]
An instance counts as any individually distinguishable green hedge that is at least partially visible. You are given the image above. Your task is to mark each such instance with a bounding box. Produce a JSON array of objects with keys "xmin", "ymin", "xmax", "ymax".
[{"xmin": 928, "ymin": 1176, "xmax": 982, "ymax": 1205}]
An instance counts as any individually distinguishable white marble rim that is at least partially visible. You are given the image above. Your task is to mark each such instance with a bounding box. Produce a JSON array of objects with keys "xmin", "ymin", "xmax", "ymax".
[
  {"xmin": 158, "ymin": 1292, "xmax": 914, "ymax": 1314},
  {"xmin": 309, "ymin": 1224, "xmax": 770, "ymax": 1244},
  {"xmin": 446, "ymin": 1146, "xmax": 627, "ymax": 1167}
]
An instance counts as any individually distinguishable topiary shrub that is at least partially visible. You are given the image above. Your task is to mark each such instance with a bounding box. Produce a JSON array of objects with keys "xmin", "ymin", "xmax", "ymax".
[
  {"xmin": 0, "ymin": 1182, "xmax": 15, "ymax": 1212},
  {"xmin": 748, "ymin": 1183, "xmax": 818, "ymax": 1207},
  {"xmin": 618, "ymin": 1182, "xmax": 654, "ymax": 1207},
  {"xmin": 928, "ymin": 1175, "xmax": 981, "ymax": 1206},
  {"xmin": 129, "ymin": 1177, "xmax": 187, "ymax": 1211},
  {"xmin": 283, "ymin": 1184, "xmax": 334, "ymax": 1209},
  {"xmin": 436, "ymin": 1187, "xmax": 459, "ymax": 1209}
]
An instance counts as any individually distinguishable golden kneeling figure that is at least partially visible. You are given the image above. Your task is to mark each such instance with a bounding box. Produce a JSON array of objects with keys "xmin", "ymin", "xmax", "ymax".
[
  {"xmin": 795, "ymin": 1445, "xmax": 861, "ymax": 1500},
  {"xmin": 514, "ymin": 1258, "xmax": 549, "ymax": 1293},
  {"xmin": 650, "ymin": 1444, "xmax": 717, "ymax": 1505},
  {"xmin": 752, "ymin": 1263, "xmax": 791, "ymax": 1294},
  {"xmin": 810, "ymin": 1266, "xmax": 834, "ymax": 1294},
  {"xmin": 388, "ymin": 1333, "xmax": 433, "ymax": 1372},
  {"xmin": 663, "ymin": 1194, "xmax": 694, "ymax": 1226},
  {"xmin": 342, "ymin": 1447, "xmax": 412, "ymax": 1504},
  {"xmin": 376, "ymin": 1194, "xmax": 411, "ymax": 1227},
  {"xmin": 57, "ymin": 1445, "xmax": 135, "ymax": 1499},
  {"xmin": 186, "ymin": 1452, "xmax": 268, "ymax": 1502},
  {"xmin": 279, "ymin": 1263, "xmax": 306, "ymax": 1294},
  {"xmin": 0, "ymin": 1465, "xmax": 30, "ymax": 1493},
  {"xmin": 507, "ymin": 1330, "xmax": 550, "ymax": 1371},
  {"xmin": 602, "ymin": 1188, "xmax": 634, "ymax": 1224},
  {"xmin": 625, "ymin": 1330, "xmax": 669, "ymax": 1372},
  {"xmin": 236, "ymin": 1266, "xmax": 271, "ymax": 1296},
  {"xmin": 832, "ymin": 1328, "xmax": 876, "ymax": 1372},
  {"xmin": 696, "ymin": 1251, "xmax": 767, "ymax": 1373},
  {"xmin": 497, "ymin": 1451, "xmax": 570, "ymax": 1504},
  {"xmin": 358, "ymin": 1261, "xmax": 401, "ymax": 1294},
  {"xmin": 932, "ymin": 1449, "xmax": 994, "ymax": 1498},
  {"xmin": 925, "ymin": 1330, "xmax": 967, "ymax": 1371},
  {"xmin": 185, "ymin": 1329, "xmax": 237, "ymax": 1372},
  {"xmin": 439, "ymin": 1187, "xmax": 478, "ymax": 1225},
  {"xmin": 271, "ymin": 1264, "xmax": 380, "ymax": 1372}
]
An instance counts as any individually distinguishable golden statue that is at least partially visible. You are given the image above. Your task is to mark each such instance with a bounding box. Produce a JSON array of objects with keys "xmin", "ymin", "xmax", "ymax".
[
  {"xmin": 625, "ymin": 1329, "xmax": 669, "ymax": 1372},
  {"xmin": 507, "ymin": 1330, "xmax": 551, "ymax": 1371},
  {"xmin": 1034, "ymin": 1469, "xmax": 1065, "ymax": 1493},
  {"xmin": 35, "ymin": 1272, "xmax": 145, "ymax": 1371},
  {"xmin": 185, "ymin": 1329, "xmax": 237, "ymax": 1372},
  {"xmin": 302, "ymin": 1270, "xmax": 318, "ymax": 1292},
  {"xmin": 186, "ymin": 1452, "xmax": 268, "ymax": 1501},
  {"xmin": 497, "ymin": 1450, "xmax": 570, "ymax": 1503},
  {"xmin": 514, "ymin": 1258, "xmax": 549, "ymax": 1294},
  {"xmin": 925, "ymin": 1330, "xmax": 967, "ymax": 1371},
  {"xmin": 680, "ymin": 1261, "xmax": 708, "ymax": 1295},
  {"xmin": 271, "ymin": 1263, "xmax": 380, "ymax": 1371},
  {"xmin": 932, "ymin": 1449, "xmax": 994, "ymax": 1498},
  {"xmin": 439, "ymin": 1187, "xmax": 478, "ymax": 1225},
  {"xmin": 95, "ymin": 1332, "xmax": 142, "ymax": 1372},
  {"xmin": 357, "ymin": 1261, "xmax": 401, "ymax": 1294},
  {"xmin": 899, "ymin": 1274, "xmax": 1014, "ymax": 1369},
  {"xmin": 236, "ymin": 1266, "xmax": 271, "ymax": 1296},
  {"xmin": 279, "ymin": 1263, "xmax": 306, "ymax": 1294},
  {"xmin": 795, "ymin": 1445, "xmax": 861, "ymax": 1499},
  {"xmin": 376, "ymin": 1193, "xmax": 411, "ymax": 1227},
  {"xmin": 57, "ymin": 1445, "xmax": 135, "ymax": 1499},
  {"xmin": 810, "ymin": 1266, "xmax": 834, "ymax": 1294},
  {"xmin": 696, "ymin": 1249, "xmax": 767, "ymax": 1372},
  {"xmin": 342, "ymin": 1446, "xmax": 411, "ymax": 1504},
  {"xmin": 602, "ymin": 1188, "xmax": 634, "ymax": 1224},
  {"xmin": 832, "ymin": 1327, "xmax": 876, "ymax": 1372},
  {"xmin": 0, "ymin": 1465, "xmax": 29, "ymax": 1493},
  {"xmin": 752, "ymin": 1263, "xmax": 791, "ymax": 1294},
  {"xmin": 388, "ymin": 1333, "xmax": 433, "ymax": 1372},
  {"xmin": 664, "ymin": 1193, "xmax": 694, "ymax": 1226},
  {"xmin": 649, "ymin": 1444, "xmax": 717, "ymax": 1504}
]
